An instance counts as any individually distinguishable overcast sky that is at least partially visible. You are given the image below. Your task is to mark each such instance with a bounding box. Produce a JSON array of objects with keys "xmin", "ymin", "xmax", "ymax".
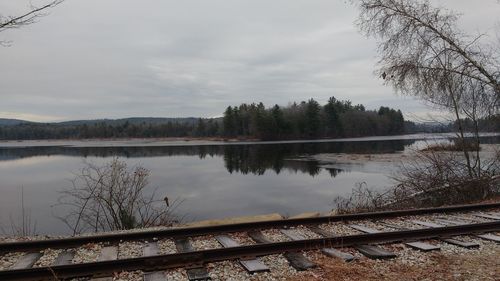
[{"xmin": 0, "ymin": 0, "xmax": 499, "ymax": 122}]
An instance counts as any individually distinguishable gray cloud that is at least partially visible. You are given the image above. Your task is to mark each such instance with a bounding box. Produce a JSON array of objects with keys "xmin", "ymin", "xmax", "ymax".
[{"xmin": 0, "ymin": 0, "xmax": 499, "ymax": 121}]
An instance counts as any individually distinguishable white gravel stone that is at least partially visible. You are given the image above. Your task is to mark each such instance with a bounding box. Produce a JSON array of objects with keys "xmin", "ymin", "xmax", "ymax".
[
  {"xmin": 440, "ymin": 240, "xmax": 479, "ymax": 255},
  {"xmin": 354, "ymin": 221, "xmax": 391, "ymax": 232},
  {"xmin": 208, "ymin": 260, "xmax": 250, "ymax": 281},
  {"xmin": 164, "ymin": 268, "xmax": 188, "ymax": 280},
  {"xmin": 379, "ymin": 217, "xmax": 425, "ymax": 230},
  {"xmin": 250, "ymin": 254, "xmax": 298, "ymax": 281},
  {"xmin": 112, "ymin": 270, "xmax": 143, "ymax": 280},
  {"xmin": 261, "ymin": 229, "xmax": 289, "ymax": 242},
  {"xmin": 157, "ymin": 238, "xmax": 177, "ymax": 254},
  {"xmin": 285, "ymin": 226, "xmax": 322, "ymax": 239},
  {"xmin": 447, "ymin": 213, "xmax": 491, "ymax": 223},
  {"xmin": 72, "ymin": 243, "xmax": 102, "ymax": 263},
  {"xmin": 191, "ymin": 236, "xmax": 221, "ymax": 250},
  {"xmin": 33, "ymin": 248, "xmax": 63, "ymax": 267},
  {"xmin": 229, "ymin": 233, "xmax": 255, "ymax": 245},
  {"xmin": 0, "ymin": 252, "xmax": 23, "ymax": 270},
  {"xmin": 118, "ymin": 241, "xmax": 143, "ymax": 259},
  {"xmin": 319, "ymin": 222, "xmax": 362, "ymax": 235}
]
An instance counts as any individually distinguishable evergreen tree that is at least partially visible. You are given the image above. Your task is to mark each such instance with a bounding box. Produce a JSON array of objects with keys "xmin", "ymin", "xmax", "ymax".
[
  {"xmin": 324, "ymin": 97, "xmax": 342, "ymax": 137},
  {"xmin": 305, "ymin": 99, "xmax": 321, "ymax": 137},
  {"xmin": 223, "ymin": 106, "xmax": 235, "ymax": 136}
]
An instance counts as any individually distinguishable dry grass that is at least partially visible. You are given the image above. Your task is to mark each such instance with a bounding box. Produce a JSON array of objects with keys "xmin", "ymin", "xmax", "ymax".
[
  {"xmin": 421, "ymin": 141, "xmax": 480, "ymax": 152},
  {"xmin": 286, "ymin": 249, "xmax": 500, "ymax": 281}
]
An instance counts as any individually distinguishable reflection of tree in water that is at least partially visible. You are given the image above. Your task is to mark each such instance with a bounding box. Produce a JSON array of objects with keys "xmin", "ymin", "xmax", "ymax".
[
  {"xmin": 224, "ymin": 145, "xmax": 286, "ymax": 175},
  {"xmin": 326, "ymin": 168, "xmax": 344, "ymax": 177},
  {"xmin": 223, "ymin": 145, "xmax": 323, "ymax": 176},
  {"xmin": 0, "ymin": 139, "xmax": 423, "ymax": 176}
]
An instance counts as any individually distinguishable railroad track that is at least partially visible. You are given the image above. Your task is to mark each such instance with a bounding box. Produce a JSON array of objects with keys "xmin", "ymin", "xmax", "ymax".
[{"xmin": 0, "ymin": 203, "xmax": 499, "ymax": 281}]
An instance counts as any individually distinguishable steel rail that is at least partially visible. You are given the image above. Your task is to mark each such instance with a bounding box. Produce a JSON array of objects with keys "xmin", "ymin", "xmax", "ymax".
[
  {"xmin": 1, "ymin": 202, "xmax": 499, "ymax": 253},
  {"xmin": 0, "ymin": 221, "xmax": 498, "ymax": 281}
]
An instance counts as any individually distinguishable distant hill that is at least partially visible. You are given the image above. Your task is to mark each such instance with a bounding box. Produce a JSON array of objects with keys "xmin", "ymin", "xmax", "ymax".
[
  {"xmin": 0, "ymin": 117, "xmax": 223, "ymax": 140},
  {"xmin": 0, "ymin": 118, "xmax": 33, "ymax": 126},
  {"xmin": 56, "ymin": 117, "xmax": 203, "ymax": 126},
  {"xmin": 0, "ymin": 117, "xmax": 208, "ymax": 126}
]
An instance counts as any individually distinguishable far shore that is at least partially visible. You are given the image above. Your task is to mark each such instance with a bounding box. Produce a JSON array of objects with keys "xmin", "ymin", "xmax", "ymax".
[{"xmin": 0, "ymin": 132, "xmax": 498, "ymax": 148}]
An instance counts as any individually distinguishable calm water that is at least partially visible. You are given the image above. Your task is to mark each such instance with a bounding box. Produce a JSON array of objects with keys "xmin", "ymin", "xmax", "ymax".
[{"xmin": 0, "ymin": 134, "xmax": 498, "ymax": 235}]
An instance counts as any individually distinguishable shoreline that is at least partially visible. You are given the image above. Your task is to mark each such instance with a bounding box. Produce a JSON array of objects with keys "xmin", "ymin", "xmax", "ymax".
[{"xmin": 0, "ymin": 132, "xmax": 498, "ymax": 148}]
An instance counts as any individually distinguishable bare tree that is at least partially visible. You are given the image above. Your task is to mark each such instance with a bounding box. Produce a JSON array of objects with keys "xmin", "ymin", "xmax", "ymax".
[
  {"xmin": 356, "ymin": 0, "xmax": 499, "ymax": 97},
  {"xmin": 55, "ymin": 158, "xmax": 182, "ymax": 235},
  {"xmin": 391, "ymin": 145, "xmax": 500, "ymax": 206},
  {"xmin": 1, "ymin": 0, "xmax": 64, "ymax": 45},
  {"xmin": 330, "ymin": 1, "xmax": 500, "ymax": 214},
  {"xmin": 333, "ymin": 147, "xmax": 500, "ymax": 213},
  {"xmin": 355, "ymin": 0, "xmax": 500, "ymax": 178}
]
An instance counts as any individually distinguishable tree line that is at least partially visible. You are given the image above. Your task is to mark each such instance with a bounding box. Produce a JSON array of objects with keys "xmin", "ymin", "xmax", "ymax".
[
  {"xmin": 223, "ymin": 97, "xmax": 405, "ymax": 140},
  {"xmin": 0, "ymin": 97, "xmax": 407, "ymax": 140},
  {"xmin": 1, "ymin": 96, "xmax": 498, "ymax": 141},
  {"xmin": 0, "ymin": 119, "xmax": 220, "ymax": 140}
]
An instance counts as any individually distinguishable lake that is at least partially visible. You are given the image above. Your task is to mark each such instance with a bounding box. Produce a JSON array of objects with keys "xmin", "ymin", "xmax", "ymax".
[{"xmin": 0, "ymin": 133, "xmax": 498, "ymax": 235}]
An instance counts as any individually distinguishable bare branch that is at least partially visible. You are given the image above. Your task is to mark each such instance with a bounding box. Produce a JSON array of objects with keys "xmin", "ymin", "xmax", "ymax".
[
  {"xmin": 53, "ymin": 158, "xmax": 182, "ymax": 235},
  {"xmin": 0, "ymin": 0, "xmax": 64, "ymax": 45},
  {"xmin": 356, "ymin": 0, "xmax": 500, "ymax": 97}
]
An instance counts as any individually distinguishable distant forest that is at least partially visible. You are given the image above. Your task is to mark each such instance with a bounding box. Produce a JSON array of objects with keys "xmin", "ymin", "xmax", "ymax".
[
  {"xmin": 223, "ymin": 97, "xmax": 405, "ymax": 139},
  {"xmin": 0, "ymin": 97, "xmax": 497, "ymax": 140}
]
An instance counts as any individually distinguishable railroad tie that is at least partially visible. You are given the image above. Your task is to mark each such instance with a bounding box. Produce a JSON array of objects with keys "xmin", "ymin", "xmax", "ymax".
[
  {"xmin": 215, "ymin": 235, "xmax": 270, "ymax": 273},
  {"xmin": 144, "ymin": 271, "xmax": 167, "ymax": 281},
  {"xmin": 53, "ymin": 250, "xmax": 75, "ymax": 266},
  {"xmin": 247, "ymin": 230, "xmax": 316, "ymax": 271},
  {"xmin": 92, "ymin": 277, "xmax": 113, "ymax": 281},
  {"xmin": 413, "ymin": 219, "xmax": 500, "ymax": 243},
  {"xmin": 320, "ymin": 248, "xmax": 357, "ymax": 262},
  {"xmin": 471, "ymin": 213, "xmax": 500, "ymax": 220},
  {"xmin": 278, "ymin": 229, "xmax": 316, "ymax": 270},
  {"xmin": 98, "ymin": 246, "xmax": 118, "ymax": 261},
  {"xmin": 410, "ymin": 220, "xmax": 443, "ymax": 228},
  {"xmin": 174, "ymin": 238, "xmax": 211, "ymax": 281},
  {"xmin": 142, "ymin": 242, "xmax": 168, "ymax": 281},
  {"xmin": 344, "ymin": 225, "xmax": 399, "ymax": 257},
  {"xmin": 435, "ymin": 218, "xmax": 468, "ymax": 226},
  {"xmin": 91, "ymin": 246, "xmax": 118, "ymax": 281},
  {"xmin": 310, "ymin": 225, "xmax": 395, "ymax": 259},
  {"xmin": 354, "ymin": 245, "xmax": 397, "ymax": 259},
  {"xmin": 312, "ymin": 225, "xmax": 397, "ymax": 259},
  {"xmin": 250, "ymin": 230, "xmax": 316, "ymax": 270},
  {"xmin": 475, "ymin": 233, "xmax": 500, "ymax": 242},
  {"xmin": 10, "ymin": 252, "xmax": 42, "ymax": 270},
  {"xmin": 143, "ymin": 241, "xmax": 161, "ymax": 257},
  {"xmin": 307, "ymin": 226, "xmax": 334, "ymax": 238},
  {"xmin": 247, "ymin": 231, "xmax": 272, "ymax": 244},
  {"xmin": 379, "ymin": 221, "xmax": 479, "ymax": 249},
  {"xmin": 349, "ymin": 224, "xmax": 440, "ymax": 252},
  {"xmin": 440, "ymin": 238, "xmax": 480, "ymax": 248},
  {"xmin": 449, "ymin": 214, "xmax": 496, "ymax": 224},
  {"xmin": 307, "ymin": 226, "xmax": 356, "ymax": 262}
]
